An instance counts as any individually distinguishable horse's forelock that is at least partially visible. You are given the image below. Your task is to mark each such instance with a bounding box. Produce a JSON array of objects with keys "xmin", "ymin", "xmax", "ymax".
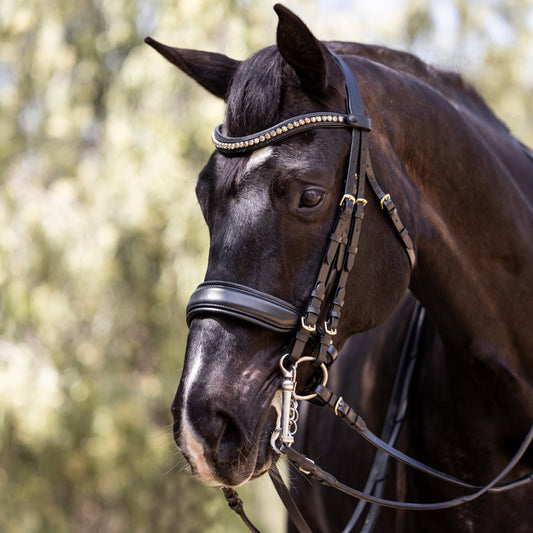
[{"xmin": 225, "ymin": 46, "xmax": 285, "ymax": 137}]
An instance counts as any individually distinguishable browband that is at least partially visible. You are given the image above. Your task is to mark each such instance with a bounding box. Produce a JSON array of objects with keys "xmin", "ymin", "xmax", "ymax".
[
  {"xmin": 186, "ymin": 281, "xmax": 300, "ymax": 333},
  {"xmin": 212, "ymin": 112, "xmax": 371, "ymax": 155}
]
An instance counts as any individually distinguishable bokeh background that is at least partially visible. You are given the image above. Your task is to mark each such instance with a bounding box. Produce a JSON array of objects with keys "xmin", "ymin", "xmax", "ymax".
[{"xmin": 1, "ymin": 0, "xmax": 532, "ymax": 531}]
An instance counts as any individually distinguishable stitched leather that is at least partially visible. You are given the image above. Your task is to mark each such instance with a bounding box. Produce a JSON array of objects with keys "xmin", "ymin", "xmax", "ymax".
[{"xmin": 186, "ymin": 281, "xmax": 300, "ymax": 333}]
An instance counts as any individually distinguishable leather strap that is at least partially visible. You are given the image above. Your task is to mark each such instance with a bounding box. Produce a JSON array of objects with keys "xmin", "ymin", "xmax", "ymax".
[
  {"xmin": 306, "ymin": 385, "xmax": 533, "ymax": 495},
  {"xmin": 342, "ymin": 301, "xmax": 425, "ymax": 533},
  {"xmin": 269, "ymin": 467, "xmax": 313, "ymax": 533},
  {"xmin": 186, "ymin": 281, "xmax": 300, "ymax": 333},
  {"xmin": 286, "ymin": 54, "xmax": 371, "ymax": 367},
  {"xmin": 281, "ymin": 422, "xmax": 533, "ymax": 510},
  {"xmin": 313, "ymin": 383, "xmax": 504, "ymax": 491},
  {"xmin": 222, "ymin": 487, "xmax": 260, "ymax": 533},
  {"xmin": 330, "ymin": 51, "xmax": 366, "ymax": 117},
  {"xmin": 365, "ymin": 156, "xmax": 416, "ymax": 268}
]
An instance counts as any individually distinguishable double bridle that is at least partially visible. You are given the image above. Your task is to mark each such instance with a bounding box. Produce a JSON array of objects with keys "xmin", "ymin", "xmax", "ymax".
[{"xmin": 185, "ymin": 52, "xmax": 533, "ymax": 533}]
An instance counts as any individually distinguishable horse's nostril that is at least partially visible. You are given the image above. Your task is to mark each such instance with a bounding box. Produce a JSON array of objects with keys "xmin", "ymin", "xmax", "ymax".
[{"xmin": 213, "ymin": 411, "xmax": 244, "ymax": 465}]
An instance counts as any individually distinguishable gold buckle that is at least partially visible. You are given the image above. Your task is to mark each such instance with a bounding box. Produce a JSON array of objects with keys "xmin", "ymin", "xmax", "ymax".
[
  {"xmin": 324, "ymin": 321, "xmax": 337, "ymax": 336},
  {"xmin": 339, "ymin": 195, "xmax": 368, "ymax": 207},
  {"xmin": 339, "ymin": 194, "xmax": 356, "ymax": 207},
  {"xmin": 301, "ymin": 316, "xmax": 316, "ymax": 332},
  {"xmin": 334, "ymin": 396, "xmax": 344, "ymax": 416},
  {"xmin": 380, "ymin": 193, "xmax": 391, "ymax": 209}
]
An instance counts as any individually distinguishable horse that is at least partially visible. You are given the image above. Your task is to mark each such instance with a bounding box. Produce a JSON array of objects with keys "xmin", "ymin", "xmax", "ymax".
[{"xmin": 146, "ymin": 4, "xmax": 533, "ymax": 532}]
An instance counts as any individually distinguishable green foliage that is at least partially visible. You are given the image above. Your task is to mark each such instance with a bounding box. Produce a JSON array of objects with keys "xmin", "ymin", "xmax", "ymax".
[{"xmin": 0, "ymin": 1, "xmax": 531, "ymax": 532}]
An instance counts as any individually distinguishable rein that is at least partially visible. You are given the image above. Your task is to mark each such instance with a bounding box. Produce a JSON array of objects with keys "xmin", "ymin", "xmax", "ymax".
[{"xmin": 186, "ymin": 51, "xmax": 533, "ymax": 532}]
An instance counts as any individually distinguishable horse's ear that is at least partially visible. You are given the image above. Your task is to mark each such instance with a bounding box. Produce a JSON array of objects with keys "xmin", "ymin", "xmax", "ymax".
[
  {"xmin": 145, "ymin": 37, "xmax": 240, "ymax": 100},
  {"xmin": 274, "ymin": 4, "xmax": 337, "ymax": 96}
]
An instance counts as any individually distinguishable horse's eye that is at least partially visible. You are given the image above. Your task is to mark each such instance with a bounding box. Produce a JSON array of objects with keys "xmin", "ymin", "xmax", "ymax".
[{"xmin": 299, "ymin": 188, "xmax": 325, "ymax": 208}]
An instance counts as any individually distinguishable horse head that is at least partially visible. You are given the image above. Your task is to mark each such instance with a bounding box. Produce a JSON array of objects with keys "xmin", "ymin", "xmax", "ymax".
[{"xmin": 147, "ymin": 4, "xmax": 413, "ymax": 487}]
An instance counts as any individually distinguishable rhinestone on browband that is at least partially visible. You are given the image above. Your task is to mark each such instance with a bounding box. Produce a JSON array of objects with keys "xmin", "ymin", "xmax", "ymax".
[{"xmin": 212, "ymin": 111, "xmax": 371, "ymax": 155}]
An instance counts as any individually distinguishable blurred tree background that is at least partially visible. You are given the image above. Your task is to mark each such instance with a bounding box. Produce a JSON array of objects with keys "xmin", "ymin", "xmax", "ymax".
[{"xmin": 0, "ymin": 0, "xmax": 531, "ymax": 531}]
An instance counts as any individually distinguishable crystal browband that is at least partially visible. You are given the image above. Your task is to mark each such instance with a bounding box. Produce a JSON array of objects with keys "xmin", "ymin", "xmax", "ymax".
[{"xmin": 212, "ymin": 111, "xmax": 371, "ymax": 155}]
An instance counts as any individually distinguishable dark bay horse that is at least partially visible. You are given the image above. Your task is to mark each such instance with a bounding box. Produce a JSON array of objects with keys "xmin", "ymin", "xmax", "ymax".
[{"xmin": 146, "ymin": 4, "xmax": 533, "ymax": 532}]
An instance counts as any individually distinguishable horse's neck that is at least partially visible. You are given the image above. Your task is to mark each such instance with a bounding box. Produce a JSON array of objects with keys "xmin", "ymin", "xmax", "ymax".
[{"xmin": 404, "ymin": 106, "xmax": 533, "ymax": 412}]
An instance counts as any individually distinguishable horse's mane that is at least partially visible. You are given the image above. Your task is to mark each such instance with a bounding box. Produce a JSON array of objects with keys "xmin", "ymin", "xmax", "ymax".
[
  {"xmin": 328, "ymin": 41, "xmax": 509, "ymax": 133},
  {"xmin": 225, "ymin": 41, "xmax": 509, "ymax": 137}
]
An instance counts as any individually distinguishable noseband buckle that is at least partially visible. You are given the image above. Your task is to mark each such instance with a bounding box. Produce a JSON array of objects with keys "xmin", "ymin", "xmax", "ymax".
[{"xmin": 301, "ymin": 316, "xmax": 316, "ymax": 332}]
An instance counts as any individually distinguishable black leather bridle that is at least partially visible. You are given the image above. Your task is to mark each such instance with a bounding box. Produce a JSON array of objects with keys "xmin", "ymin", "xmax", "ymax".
[
  {"xmin": 188, "ymin": 51, "xmax": 415, "ymax": 366},
  {"xmin": 185, "ymin": 52, "xmax": 533, "ymax": 533}
]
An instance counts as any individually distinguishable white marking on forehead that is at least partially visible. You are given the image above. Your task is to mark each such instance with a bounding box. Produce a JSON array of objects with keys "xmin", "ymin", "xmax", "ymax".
[
  {"xmin": 248, "ymin": 144, "xmax": 318, "ymax": 176},
  {"xmin": 221, "ymin": 178, "xmax": 271, "ymax": 251},
  {"xmin": 244, "ymin": 146, "xmax": 274, "ymax": 173}
]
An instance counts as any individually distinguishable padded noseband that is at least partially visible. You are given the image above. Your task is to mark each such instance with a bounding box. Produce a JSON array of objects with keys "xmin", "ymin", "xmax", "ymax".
[{"xmin": 186, "ymin": 281, "xmax": 300, "ymax": 333}]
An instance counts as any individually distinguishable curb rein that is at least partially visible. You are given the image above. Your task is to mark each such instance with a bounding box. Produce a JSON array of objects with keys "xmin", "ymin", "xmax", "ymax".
[{"xmin": 186, "ymin": 52, "xmax": 533, "ymax": 533}]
